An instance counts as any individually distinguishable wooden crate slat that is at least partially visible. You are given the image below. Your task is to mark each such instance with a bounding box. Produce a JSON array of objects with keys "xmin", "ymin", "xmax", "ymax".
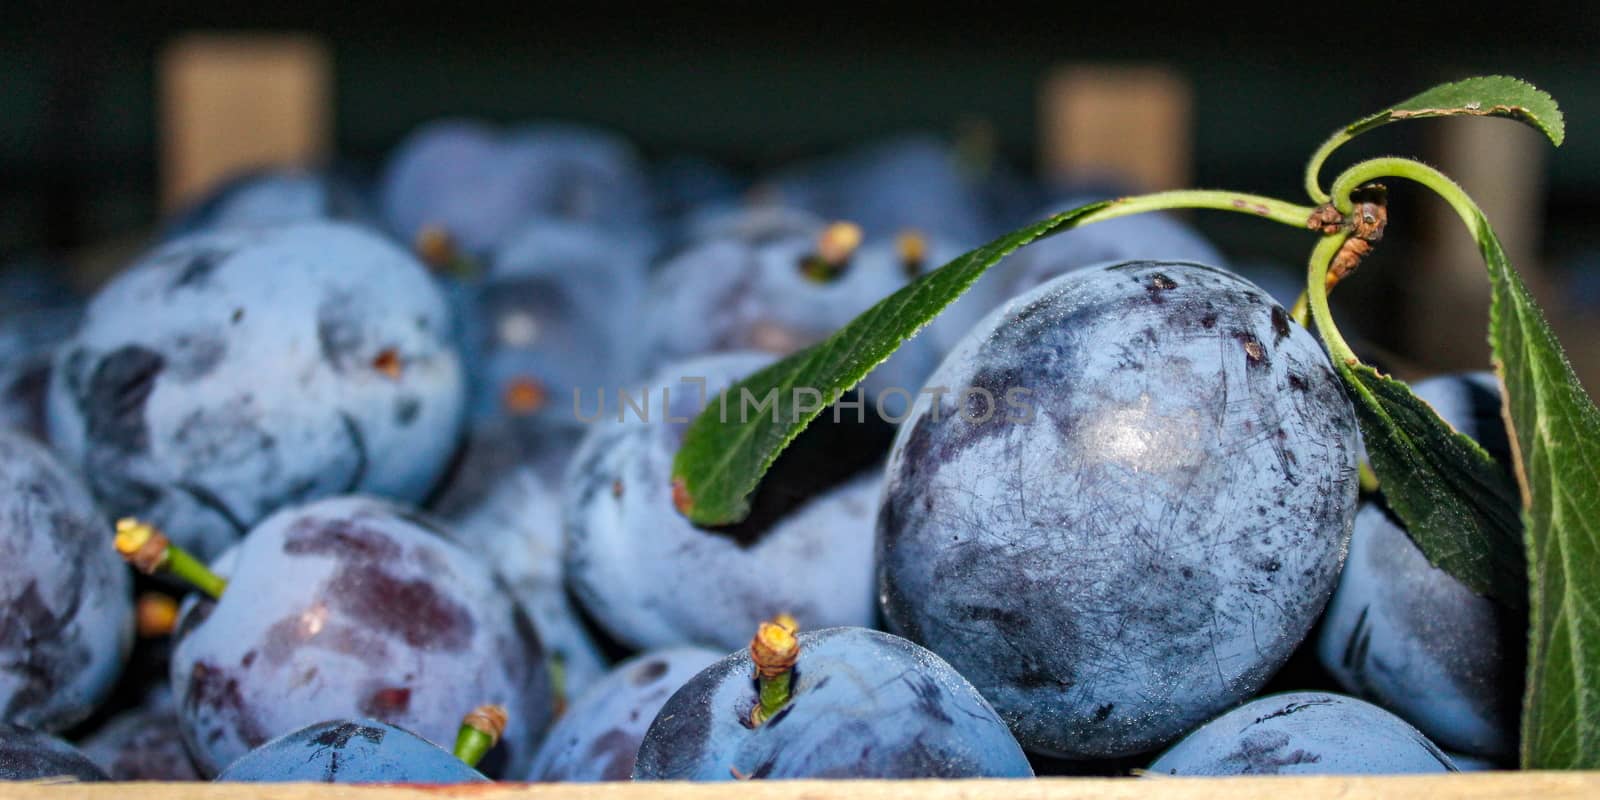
[
  {"xmin": 159, "ymin": 33, "xmax": 331, "ymax": 211},
  {"xmin": 2, "ymin": 773, "xmax": 1598, "ymax": 799}
]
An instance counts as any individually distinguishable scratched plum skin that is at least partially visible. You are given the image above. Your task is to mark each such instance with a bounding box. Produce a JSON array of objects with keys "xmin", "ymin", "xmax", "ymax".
[
  {"xmin": 526, "ymin": 647, "xmax": 721, "ymax": 782},
  {"xmin": 1317, "ymin": 372, "xmax": 1522, "ymax": 761},
  {"xmin": 0, "ymin": 723, "xmax": 107, "ymax": 782},
  {"xmin": 0, "ymin": 431, "xmax": 133, "ymax": 733},
  {"xmin": 565, "ymin": 352, "xmax": 880, "ymax": 652},
  {"xmin": 1147, "ymin": 692, "xmax": 1457, "ymax": 775},
  {"xmin": 215, "ymin": 718, "xmax": 487, "ymax": 783},
  {"xmin": 878, "ymin": 261, "xmax": 1360, "ymax": 758},
  {"xmin": 46, "ymin": 222, "xmax": 466, "ymax": 560},
  {"xmin": 167, "ymin": 496, "xmax": 550, "ymax": 777},
  {"xmin": 634, "ymin": 627, "xmax": 1033, "ymax": 780}
]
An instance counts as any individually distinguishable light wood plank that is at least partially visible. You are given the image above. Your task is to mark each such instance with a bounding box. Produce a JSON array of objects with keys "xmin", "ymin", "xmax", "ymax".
[
  {"xmin": 159, "ymin": 33, "xmax": 331, "ymax": 211},
  {"xmin": 2, "ymin": 773, "xmax": 1597, "ymax": 799},
  {"xmin": 1038, "ymin": 65, "xmax": 1191, "ymax": 191}
]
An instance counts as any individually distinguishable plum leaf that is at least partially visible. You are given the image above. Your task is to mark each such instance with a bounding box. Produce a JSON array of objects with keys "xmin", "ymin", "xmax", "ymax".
[
  {"xmin": 1333, "ymin": 361, "xmax": 1525, "ymax": 608},
  {"xmin": 1348, "ymin": 75, "xmax": 1565, "ymax": 145},
  {"xmin": 1480, "ymin": 209, "xmax": 1600, "ymax": 769}
]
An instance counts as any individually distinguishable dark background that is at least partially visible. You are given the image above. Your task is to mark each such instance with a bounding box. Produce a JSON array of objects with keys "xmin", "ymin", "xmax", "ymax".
[{"xmin": 2, "ymin": 2, "xmax": 1598, "ymax": 377}]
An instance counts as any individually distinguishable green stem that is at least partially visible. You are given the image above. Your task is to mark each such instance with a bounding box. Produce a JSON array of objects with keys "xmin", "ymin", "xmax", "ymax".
[
  {"xmin": 1303, "ymin": 129, "xmax": 1354, "ymax": 205},
  {"xmin": 168, "ymin": 549, "xmax": 228, "ymax": 600},
  {"xmin": 1329, "ymin": 157, "xmax": 1480, "ymax": 227},
  {"xmin": 1083, "ymin": 190, "xmax": 1316, "ymax": 230},
  {"xmin": 452, "ymin": 706, "xmax": 507, "ymax": 768},
  {"xmin": 454, "ymin": 727, "xmax": 493, "ymax": 768},
  {"xmin": 1305, "ymin": 231, "xmax": 1355, "ymax": 366},
  {"xmin": 756, "ymin": 670, "xmax": 792, "ymax": 723}
]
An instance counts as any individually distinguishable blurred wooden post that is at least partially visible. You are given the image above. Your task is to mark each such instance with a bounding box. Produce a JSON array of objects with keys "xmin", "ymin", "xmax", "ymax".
[
  {"xmin": 1038, "ymin": 65, "xmax": 1191, "ymax": 191},
  {"xmin": 160, "ymin": 34, "xmax": 331, "ymax": 211},
  {"xmin": 1410, "ymin": 118, "xmax": 1548, "ymax": 371}
]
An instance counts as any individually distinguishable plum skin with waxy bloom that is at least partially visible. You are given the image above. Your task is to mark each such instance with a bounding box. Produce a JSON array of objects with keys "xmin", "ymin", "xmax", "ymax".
[{"xmin": 878, "ymin": 260, "xmax": 1360, "ymax": 758}]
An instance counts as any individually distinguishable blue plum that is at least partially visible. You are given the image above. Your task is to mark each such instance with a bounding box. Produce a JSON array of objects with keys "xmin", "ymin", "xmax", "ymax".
[
  {"xmin": 634, "ymin": 627, "xmax": 1032, "ymax": 780},
  {"xmin": 878, "ymin": 261, "xmax": 1360, "ymax": 758},
  {"xmin": 380, "ymin": 119, "xmax": 653, "ymax": 257},
  {"xmin": 1316, "ymin": 372, "xmax": 1521, "ymax": 760},
  {"xmin": 0, "ymin": 431, "xmax": 132, "ymax": 732},
  {"xmin": 0, "ymin": 261, "xmax": 82, "ymax": 441},
  {"xmin": 163, "ymin": 168, "xmax": 375, "ymax": 240},
  {"xmin": 0, "ymin": 724, "xmax": 106, "ymax": 782},
  {"xmin": 564, "ymin": 352, "xmax": 883, "ymax": 651},
  {"xmin": 1147, "ymin": 692, "xmax": 1456, "ymax": 775},
  {"xmin": 639, "ymin": 216, "xmax": 942, "ymax": 406},
  {"xmin": 78, "ymin": 688, "xmax": 201, "ymax": 781},
  {"xmin": 764, "ymin": 134, "xmax": 989, "ymax": 245},
  {"xmin": 432, "ymin": 418, "xmax": 609, "ymax": 707},
  {"xmin": 470, "ymin": 220, "xmax": 653, "ymax": 423},
  {"xmin": 215, "ymin": 718, "xmax": 486, "ymax": 783},
  {"xmin": 167, "ymin": 496, "xmax": 550, "ymax": 776},
  {"xmin": 47, "ymin": 222, "xmax": 465, "ymax": 560},
  {"xmin": 526, "ymin": 647, "xmax": 721, "ymax": 781}
]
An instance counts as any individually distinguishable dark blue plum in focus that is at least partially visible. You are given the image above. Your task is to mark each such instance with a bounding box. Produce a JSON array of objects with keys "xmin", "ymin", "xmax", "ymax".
[
  {"xmin": 0, "ymin": 431, "xmax": 132, "ymax": 732},
  {"xmin": 46, "ymin": 222, "xmax": 466, "ymax": 560},
  {"xmin": 526, "ymin": 647, "xmax": 721, "ymax": 781},
  {"xmin": 634, "ymin": 627, "xmax": 1032, "ymax": 780},
  {"xmin": 168, "ymin": 496, "xmax": 550, "ymax": 776},
  {"xmin": 0, "ymin": 724, "xmax": 106, "ymax": 781},
  {"xmin": 215, "ymin": 718, "xmax": 486, "ymax": 783},
  {"xmin": 1147, "ymin": 692, "xmax": 1457, "ymax": 775},
  {"xmin": 878, "ymin": 261, "xmax": 1359, "ymax": 758},
  {"xmin": 1317, "ymin": 372, "xmax": 1522, "ymax": 761}
]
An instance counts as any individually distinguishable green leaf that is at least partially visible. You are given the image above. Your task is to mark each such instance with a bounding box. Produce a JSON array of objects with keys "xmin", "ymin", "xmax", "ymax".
[
  {"xmin": 670, "ymin": 201, "xmax": 1111, "ymax": 525},
  {"xmin": 1347, "ymin": 75, "xmax": 1565, "ymax": 145},
  {"xmin": 1332, "ymin": 362, "xmax": 1525, "ymax": 607},
  {"xmin": 1479, "ymin": 209, "xmax": 1600, "ymax": 769}
]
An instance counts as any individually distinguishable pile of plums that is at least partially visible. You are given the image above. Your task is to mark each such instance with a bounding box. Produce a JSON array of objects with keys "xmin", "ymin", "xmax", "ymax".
[{"xmin": 0, "ymin": 119, "xmax": 1513, "ymax": 783}]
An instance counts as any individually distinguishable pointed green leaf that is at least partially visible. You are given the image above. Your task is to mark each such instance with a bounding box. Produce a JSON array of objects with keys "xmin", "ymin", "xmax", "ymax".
[
  {"xmin": 1332, "ymin": 361, "xmax": 1525, "ymax": 607},
  {"xmin": 1473, "ymin": 208, "xmax": 1600, "ymax": 769},
  {"xmin": 670, "ymin": 202, "xmax": 1111, "ymax": 525},
  {"xmin": 1348, "ymin": 75, "xmax": 1565, "ymax": 145}
]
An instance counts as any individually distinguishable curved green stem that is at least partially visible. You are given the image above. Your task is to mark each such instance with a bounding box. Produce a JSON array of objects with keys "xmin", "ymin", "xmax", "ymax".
[
  {"xmin": 1305, "ymin": 231, "xmax": 1355, "ymax": 366},
  {"xmin": 1329, "ymin": 157, "xmax": 1478, "ymax": 225},
  {"xmin": 1084, "ymin": 190, "xmax": 1315, "ymax": 230},
  {"xmin": 1303, "ymin": 129, "xmax": 1355, "ymax": 205}
]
